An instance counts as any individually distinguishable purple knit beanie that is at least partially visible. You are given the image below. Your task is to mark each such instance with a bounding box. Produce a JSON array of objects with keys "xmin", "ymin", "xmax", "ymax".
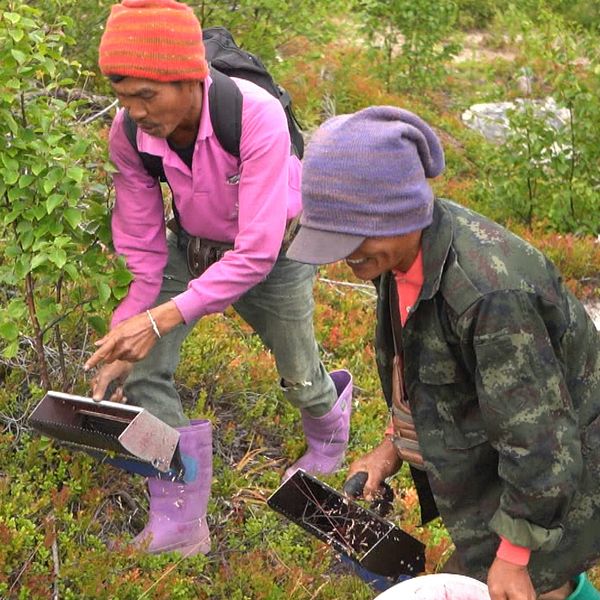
[{"xmin": 286, "ymin": 106, "xmax": 445, "ymax": 264}]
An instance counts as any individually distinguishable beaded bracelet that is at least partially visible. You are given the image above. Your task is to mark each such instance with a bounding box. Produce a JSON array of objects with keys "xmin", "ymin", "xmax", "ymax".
[{"xmin": 146, "ymin": 310, "xmax": 162, "ymax": 339}]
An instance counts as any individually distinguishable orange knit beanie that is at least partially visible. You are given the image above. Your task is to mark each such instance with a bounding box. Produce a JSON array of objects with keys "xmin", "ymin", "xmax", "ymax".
[{"xmin": 98, "ymin": 0, "xmax": 209, "ymax": 82}]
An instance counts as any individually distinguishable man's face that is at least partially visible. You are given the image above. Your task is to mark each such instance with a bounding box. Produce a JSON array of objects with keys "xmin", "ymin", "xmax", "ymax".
[
  {"xmin": 111, "ymin": 78, "xmax": 200, "ymax": 140},
  {"xmin": 344, "ymin": 231, "xmax": 422, "ymax": 280}
]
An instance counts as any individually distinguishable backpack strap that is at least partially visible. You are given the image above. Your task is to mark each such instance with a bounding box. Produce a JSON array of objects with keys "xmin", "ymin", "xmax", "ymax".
[
  {"xmin": 277, "ymin": 87, "xmax": 304, "ymax": 158},
  {"xmin": 208, "ymin": 66, "xmax": 243, "ymax": 158},
  {"xmin": 121, "ymin": 111, "xmax": 182, "ymax": 238}
]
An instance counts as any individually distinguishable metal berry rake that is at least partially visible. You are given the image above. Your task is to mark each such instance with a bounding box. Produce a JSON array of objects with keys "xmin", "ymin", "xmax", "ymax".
[
  {"xmin": 29, "ymin": 391, "xmax": 187, "ymax": 481},
  {"xmin": 267, "ymin": 469, "xmax": 425, "ymax": 587}
]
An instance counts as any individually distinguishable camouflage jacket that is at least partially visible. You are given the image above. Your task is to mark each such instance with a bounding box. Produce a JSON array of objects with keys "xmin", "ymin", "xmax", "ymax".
[{"xmin": 374, "ymin": 199, "xmax": 600, "ymax": 592}]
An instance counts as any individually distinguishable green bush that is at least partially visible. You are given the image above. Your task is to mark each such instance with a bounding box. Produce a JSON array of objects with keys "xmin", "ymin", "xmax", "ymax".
[
  {"xmin": 546, "ymin": 0, "xmax": 600, "ymax": 29},
  {"xmin": 356, "ymin": 0, "xmax": 461, "ymax": 92},
  {"xmin": 0, "ymin": 2, "xmax": 131, "ymax": 390},
  {"xmin": 474, "ymin": 8, "xmax": 600, "ymax": 234},
  {"xmin": 455, "ymin": 0, "xmax": 510, "ymax": 29},
  {"xmin": 30, "ymin": 0, "xmax": 347, "ymax": 92}
]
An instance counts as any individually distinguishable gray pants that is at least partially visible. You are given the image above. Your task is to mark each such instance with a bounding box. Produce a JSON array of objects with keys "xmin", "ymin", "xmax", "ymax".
[{"xmin": 124, "ymin": 232, "xmax": 337, "ymax": 427}]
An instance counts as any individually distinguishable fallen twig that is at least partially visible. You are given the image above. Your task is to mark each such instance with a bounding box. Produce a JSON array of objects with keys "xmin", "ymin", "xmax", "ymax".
[
  {"xmin": 80, "ymin": 99, "xmax": 119, "ymax": 125},
  {"xmin": 51, "ymin": 537, "xmax": 60, "ymax": 600},
  {"xmin": 318, "ymin": 277, "xmax": 377, "ymax": 298}
]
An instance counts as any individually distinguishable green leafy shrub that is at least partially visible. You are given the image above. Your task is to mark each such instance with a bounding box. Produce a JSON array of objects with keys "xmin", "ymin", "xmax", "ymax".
[
  {"xmin": 455, "ymin": 0, "xmax": 511, "ymax": 29},
  {"xmin": 28, "ymin": 0, "xmax": 112, "ymax": 79},
  {"xmin": 545, "ymin": 0, "xmax": 600, "ymax": 29},
  {"xmin": 198, "ymin": 0, "xmax": 346, "ymax": 66},
  {"xmin": 30, "ymin": 0, "xmax": 347, "ymax": 94},
  {"xmin": 0, "ymin": 2, "xmax": 131, "ymax": 390},
  {"xmin": 474, "ymin": 8, "xmax": 600, "ymax": 234},
  {"xmin": 355, "ymin": 0, "xmax": 461, "ymax": 92}
]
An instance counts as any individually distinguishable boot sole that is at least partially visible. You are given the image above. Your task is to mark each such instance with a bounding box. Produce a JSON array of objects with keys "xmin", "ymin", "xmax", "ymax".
[
  {"xmin": 148, "ymin": 536, "xmax": 211, "ymax": 557},
  {"xmin": 284, "ymin": 457, "xmax": 344, "ymax": 482}
]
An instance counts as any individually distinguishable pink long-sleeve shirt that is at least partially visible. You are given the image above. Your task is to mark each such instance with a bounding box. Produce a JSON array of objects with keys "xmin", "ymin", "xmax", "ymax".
[{"xmin": 108, "ymin": 74, "xmax": 303, "ymax": 327}]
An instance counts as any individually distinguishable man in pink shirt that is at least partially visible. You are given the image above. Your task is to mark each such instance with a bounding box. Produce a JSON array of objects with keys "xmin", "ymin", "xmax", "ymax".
[{"xmin": 83, "ymin": 0, "xmax": 352, "ymax": 557}]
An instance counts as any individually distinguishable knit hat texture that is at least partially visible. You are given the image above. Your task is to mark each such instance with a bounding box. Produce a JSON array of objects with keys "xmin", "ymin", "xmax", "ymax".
[
  {"xmin": 98, "ymin": 0, "xmax": 208, "ymax": 82},
  {"xmin": 286, "ymin": 106, "xmax": 445, "ymax": 264}
]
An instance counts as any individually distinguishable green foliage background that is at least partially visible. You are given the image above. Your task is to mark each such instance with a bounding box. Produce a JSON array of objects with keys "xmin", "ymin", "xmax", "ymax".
[{"xmin": 0, "ymin": 0, "xmax": 599, "ymax": 597}]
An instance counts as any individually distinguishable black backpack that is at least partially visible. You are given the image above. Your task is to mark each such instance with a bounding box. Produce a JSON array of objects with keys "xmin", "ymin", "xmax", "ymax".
[{"xmin": 123, "ymin": 26, "xmax": 304, "ymax": 182}]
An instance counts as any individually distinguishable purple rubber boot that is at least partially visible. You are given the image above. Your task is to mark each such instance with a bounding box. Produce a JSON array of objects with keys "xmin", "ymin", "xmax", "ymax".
[
  {"xmin": 284, "ymin": 370, "xmax": 352, "ymax": 481},
  {"xmin": 132, "ymin": 419, "xmax": 212, "ymax": 557}
]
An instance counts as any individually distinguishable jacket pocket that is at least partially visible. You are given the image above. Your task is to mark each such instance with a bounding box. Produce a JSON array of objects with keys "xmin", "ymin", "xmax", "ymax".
[{"xmin": 418, "ymin": 357, "xmax": 487, "ymax": 450}]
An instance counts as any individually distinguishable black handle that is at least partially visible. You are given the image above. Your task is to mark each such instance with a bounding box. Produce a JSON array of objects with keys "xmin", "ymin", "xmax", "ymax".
[
  {"xmin": 342, "ymin": 471, "xmax": 368, "ymax": 497},
  {"xmin": 101, "ymin": 379, "xmax": 120, "ymax": 403},
  {"xmin": 342, "ymin": 471, "xmax": 395, "ymax": 518}
]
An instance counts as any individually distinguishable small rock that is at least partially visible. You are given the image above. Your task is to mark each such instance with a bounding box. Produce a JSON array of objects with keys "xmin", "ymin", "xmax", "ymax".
[{"xmin": 461, "ymin": 97, "xmax": 571, "ymax": 143}]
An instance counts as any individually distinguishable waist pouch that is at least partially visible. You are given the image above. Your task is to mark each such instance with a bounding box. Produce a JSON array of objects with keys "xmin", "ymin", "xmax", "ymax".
[
  {"xmin": 281, "ymin": 214, "xmax": 301, "ymax": 251},
  {"xmin": 182, "ymin": 214, "xmax": 302, "ymax": 278},
  {"xmin": 391, "ymin": 355, "xmax": 425, "ymax": 470},
  {"xmin": 186, "ymin": 236, "xmax": 233, "ymax": 278}
]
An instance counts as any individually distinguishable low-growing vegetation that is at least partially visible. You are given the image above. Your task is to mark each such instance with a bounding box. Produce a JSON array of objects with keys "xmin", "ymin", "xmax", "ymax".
[{"xmin": 1, "ymin": 0, "xmax": 598, "ymax": 597}]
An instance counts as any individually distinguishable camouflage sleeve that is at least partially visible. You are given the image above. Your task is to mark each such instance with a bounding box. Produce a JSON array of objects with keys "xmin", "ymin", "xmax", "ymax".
[{"xmin": 470, "ymin": 290, "xmax": 582, "ymax": 551}]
